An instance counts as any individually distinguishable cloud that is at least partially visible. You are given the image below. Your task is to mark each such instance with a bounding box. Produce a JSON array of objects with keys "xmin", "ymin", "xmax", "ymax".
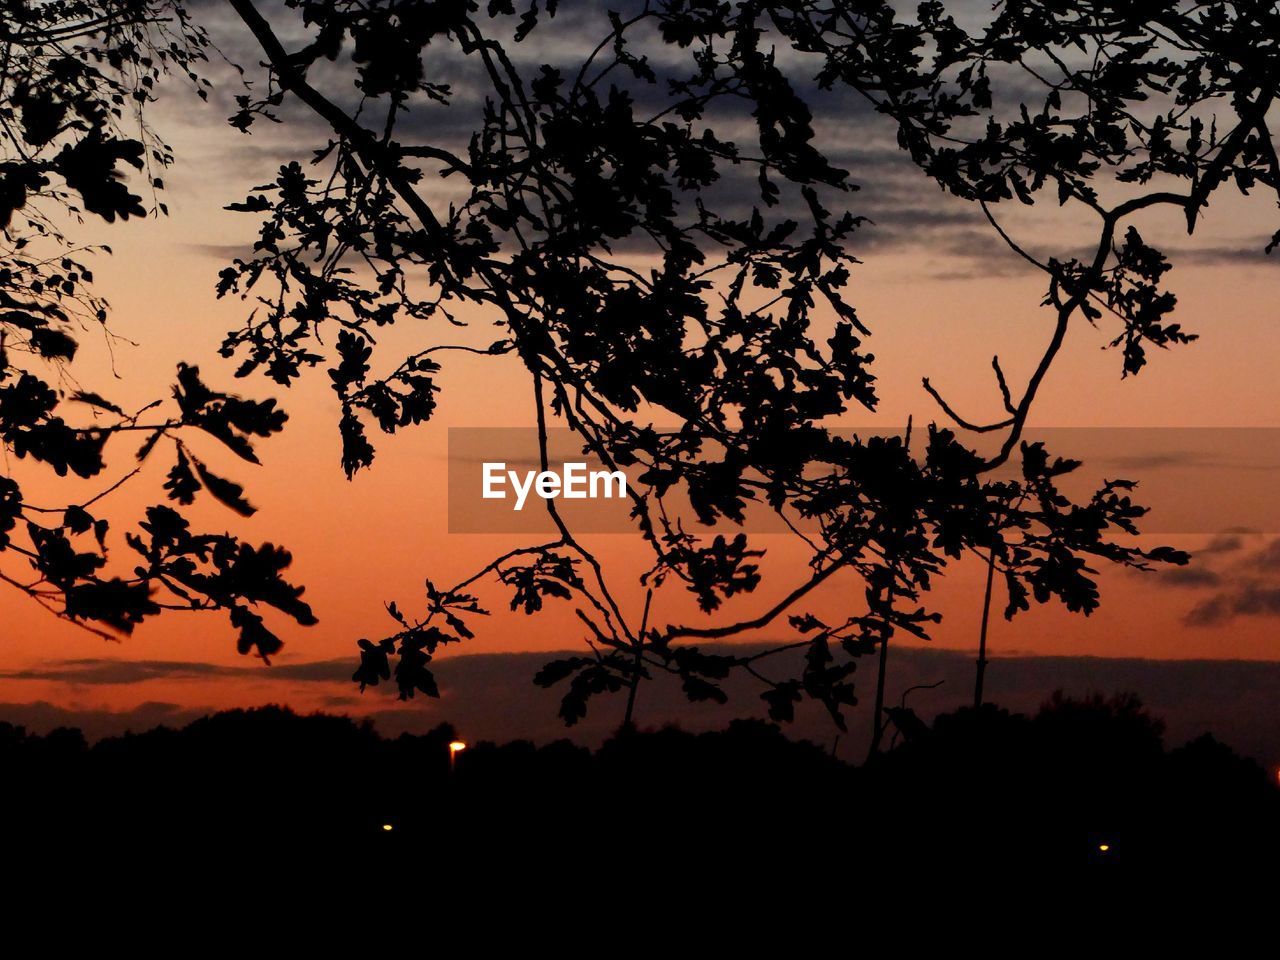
[
  {"xmin": 1201, "ymin": 533, "xmax": 1249, "ymax": 555},
  {"xmin": 165, "ymin": 0, "xmax": 1280, "ymax": 289},
  {"xmin": 1165, "ymin": 243, "xmax": 1280, "ymax": 268},
  {"xmin": 163, "ymin": 0, "xmax": 1015, "ymax": 272},
  {"xmin": 1156, "ymin": 567, "xmax": 1222, "ymax": 589},
  {"xmin": 1181, "ymin": 536, "xmax": 1280, "ymax": 626},
  {"xmin": 0, "ymin": 660, "xmax": 230, "ymax": 685},
  {"xmin": 1141, "ymin": 533, "xmax": 1280, "ymax": 625},
  {"xmin": 185, "ymin": 242, "xmax": 258, "ymax": 261},
  {"xmin": 1187, "ymin": 585, "xmax": 1280, "ymax": 626},
  {"xmin": 1251, "ymin": 538, "xmax": 1280, "ymax": 569},
  {"xmin": 1105, "ymin": 451, "xmax": 1214, "ymax": 471},
  {"xmin": 0, "ymin": 658, "xmax": 351, "ymax": 686},
  {"xmin": 270, "ymin": 660, "xmax": 354, "ymax": 682}
]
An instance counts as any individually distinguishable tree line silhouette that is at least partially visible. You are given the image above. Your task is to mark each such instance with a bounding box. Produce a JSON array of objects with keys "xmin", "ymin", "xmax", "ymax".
[{"xmin": 2, "ymin": 695, "xmax": 1276, "ymax": 886}]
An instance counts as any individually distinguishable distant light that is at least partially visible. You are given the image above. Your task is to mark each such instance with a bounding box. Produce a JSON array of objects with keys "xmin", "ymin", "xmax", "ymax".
[
  {"xmin": 382, "ymin": 823, "xmax": 394, "ymax": 832},
  {"xmin": 1098, "ymin": 843, "xmax": 1110, "ymax": 853},
  {"xmin": 449, "ymin": 740, "xmax": 467, "ymax": 754}
]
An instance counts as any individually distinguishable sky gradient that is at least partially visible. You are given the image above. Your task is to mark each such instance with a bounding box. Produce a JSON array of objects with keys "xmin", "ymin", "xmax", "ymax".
[{"xmin": 3, "ymin": 1, "xmax": 1280, "ymax": 747}]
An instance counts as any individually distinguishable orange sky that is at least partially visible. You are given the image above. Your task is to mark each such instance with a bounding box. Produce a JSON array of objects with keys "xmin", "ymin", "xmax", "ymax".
[{"xmin": 3, "ymin": 30, "xmax": 1280, "ymax": 733}]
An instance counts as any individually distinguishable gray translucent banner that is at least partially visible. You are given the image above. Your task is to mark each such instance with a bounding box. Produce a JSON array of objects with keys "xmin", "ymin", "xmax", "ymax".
[{"xmin": 448, "ymin": 427, "xmax": 1280, "ymax": 535}]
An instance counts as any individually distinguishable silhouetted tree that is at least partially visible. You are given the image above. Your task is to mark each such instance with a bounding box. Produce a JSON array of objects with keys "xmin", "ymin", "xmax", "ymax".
[
  {"xmin": 212, "ymin": 0, "xmax": 1280, "ymax": 740},
  {"xmin": 22, "ymin": 1, "xmax": 1273, "ymax": 741},
  {"xmin": 0, "ymin": 1, "xmax": 315, "ymax": 656},
  {"xmin": 786, "ymin": 0, "xmax": 1280, "ymax": 717}
]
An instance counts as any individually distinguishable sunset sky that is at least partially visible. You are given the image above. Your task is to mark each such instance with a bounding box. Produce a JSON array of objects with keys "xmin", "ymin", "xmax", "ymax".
[{"xmin": 3, "ymin": 0, "xmax": 1280, "ymax": 745}]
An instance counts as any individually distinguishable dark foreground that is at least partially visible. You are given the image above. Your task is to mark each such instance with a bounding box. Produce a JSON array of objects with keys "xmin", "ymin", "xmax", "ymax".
[{"xmin": 2, "ymin": 692, "xmax": 1276, "ymax": 906}]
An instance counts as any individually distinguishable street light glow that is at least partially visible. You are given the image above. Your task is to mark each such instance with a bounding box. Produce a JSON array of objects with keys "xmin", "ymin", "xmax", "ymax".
[
  {"xmin": 1098, "ymin": 843, "xmax": 1110, "ymax": 853},
  {"xmin": 382, "ymin": 823, "xmax": 394, "ymax": 832},
  {"xmin": 447, "ymin": 739, "xmax": 467, "ymax": 775}
]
